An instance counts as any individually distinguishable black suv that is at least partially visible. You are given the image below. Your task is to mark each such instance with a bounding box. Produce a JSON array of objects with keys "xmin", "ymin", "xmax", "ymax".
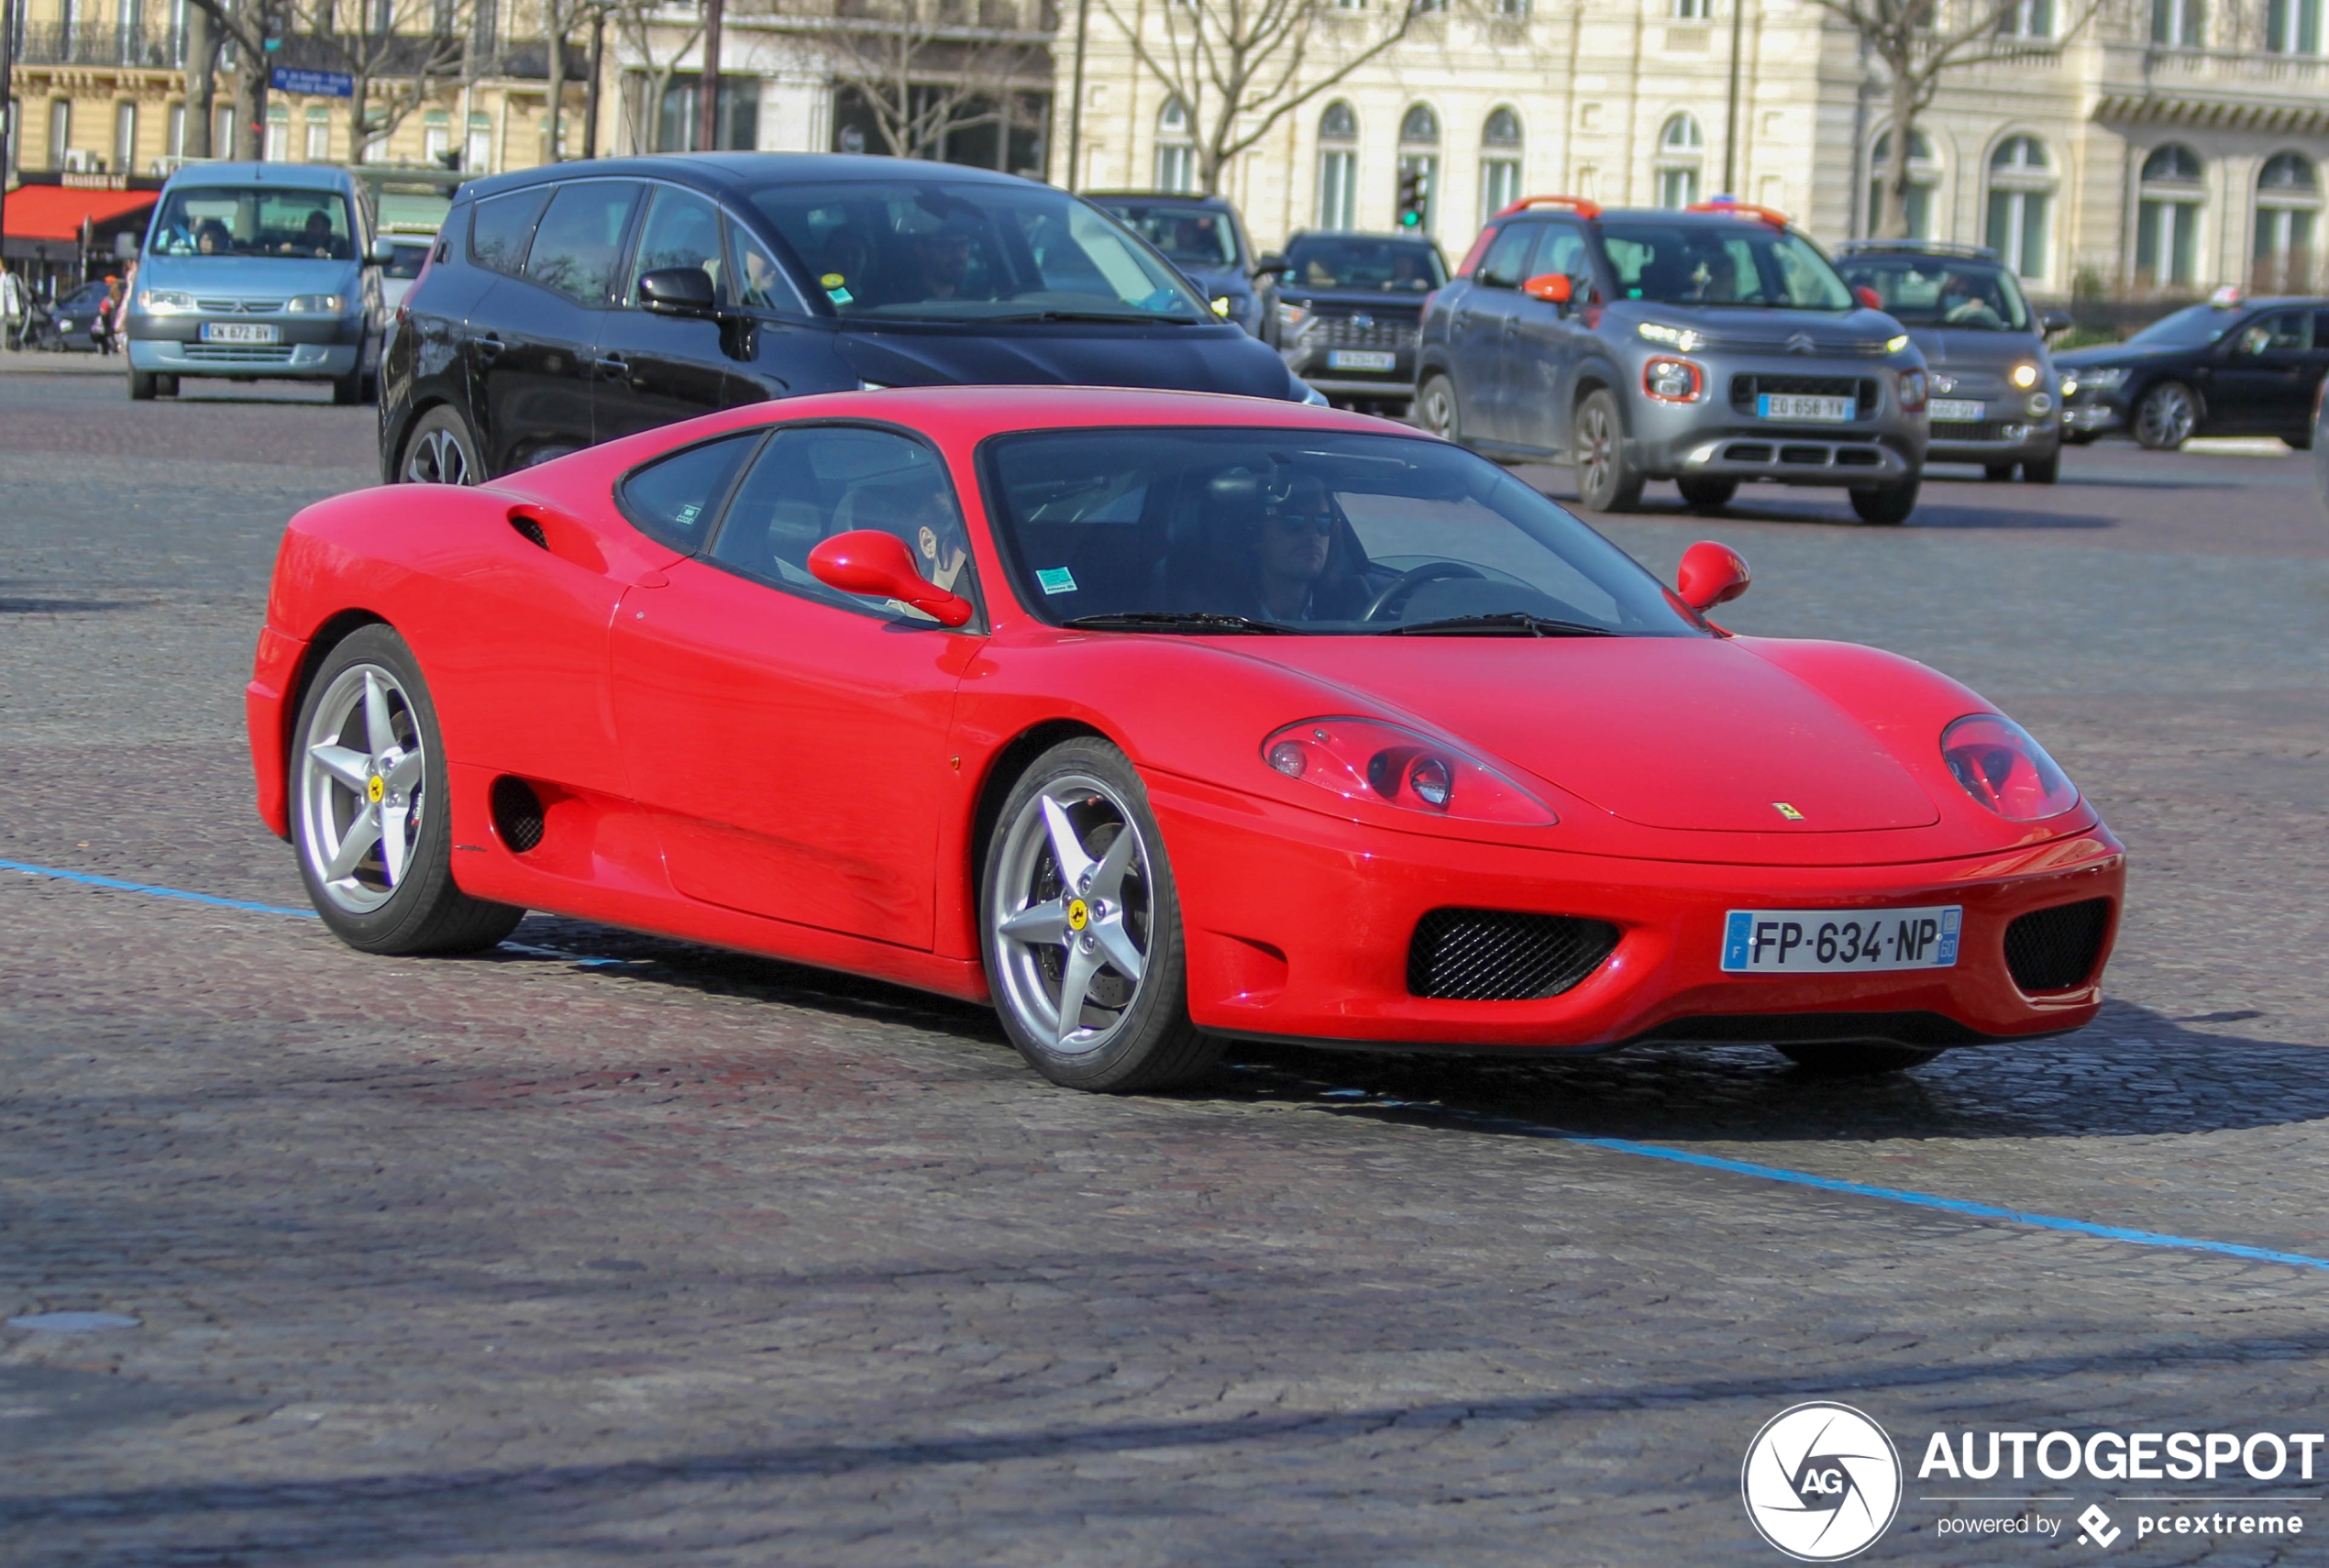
[
  {"xmin": 1268, "ymin": 230, "xmax": 1449, "ymax": 417},
  {"xmin": 2058, "ymin": 292, "xmax": 2329, "ymax": 450},
  {"xmin": 1084, "ymin": 191, "xmax": 1278, "ymax": 343},
  {"xmin": 381, "ymin": 153, "xmax": 1309, "ymax": 484}
]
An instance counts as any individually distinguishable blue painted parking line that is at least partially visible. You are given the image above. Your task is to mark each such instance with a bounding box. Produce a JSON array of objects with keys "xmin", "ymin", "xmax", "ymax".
[
  {"xmin": 0, "ymin": 857, "xmax": 319, "ymax": 919},
  {"xmin": 13, "ymin": 855, "xmax": 2328, "ymax": 1278}
]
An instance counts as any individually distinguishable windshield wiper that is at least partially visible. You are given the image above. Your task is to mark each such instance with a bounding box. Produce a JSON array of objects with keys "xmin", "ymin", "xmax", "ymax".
[
  {"xmin": 1062, "ymin": 611, "xmax": 1290, "ymax": 634},
  {"xmin": 1381, "ymin": 613, "xmax": 1615, "ymax": 637}
]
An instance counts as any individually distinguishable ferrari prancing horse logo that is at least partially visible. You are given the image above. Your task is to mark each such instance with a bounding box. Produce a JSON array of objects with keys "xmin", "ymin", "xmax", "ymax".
[
  {"xmin": 367, "ymin": 775, "xmax": 386, "ymax": 803},
  {"xmin": 1772, "ymin": 801, "xmax": 1805, "ymax": 821},
  {"xmin": 1065, "ymin": 898, "xmax": 1090, "ymax": 931}
]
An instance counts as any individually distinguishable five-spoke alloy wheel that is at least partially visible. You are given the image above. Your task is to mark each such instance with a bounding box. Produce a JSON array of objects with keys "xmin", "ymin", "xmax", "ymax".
[
  {"xmin": 400, "ymin": 406, "xmax": 482, "ymax": 486},
  {"xmin": 292, "ymin": 624, "xmax": 521, "ymax": 954},
  {"xmin": 982, "ymin": 739, "xmax": 1218, "ymax": 1091},
  {"xmin": 2133, "ymin": 381, "xmax": 2198, "ymax": 450}
]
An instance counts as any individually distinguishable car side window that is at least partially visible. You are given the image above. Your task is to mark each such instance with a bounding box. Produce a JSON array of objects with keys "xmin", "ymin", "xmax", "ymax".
[
  {"xmin": 707, "ymin": 425, "xmax": 973, "ymax": 622},
  {"xmin": 728, "ymin": 222, "xmax": 805, "ymax": 312},
  {"xmin": 626, "ymin": 185, "xmax": 729, "ymax": 306},
  {"xmin": 617, "ymin": 431, "xmax": 761, "ymax": 553},
  {"xmin": 1534, "ymin": 224, "xmax": 1590, "ymax": 286},
  {"xmin": 2234, "ymin": 311, "xmax": 2311, "ymax": 356},
  {"xmin": 1475, "ymin": 222, "xmax": 1539, "ymax": 289},
  {"xmin": 469, "ymin": 188, "xmax": 549, "ymax": 276},
  {"xmin": 524, "ymin": 181, "xmax": 644, "ymax": 306}
]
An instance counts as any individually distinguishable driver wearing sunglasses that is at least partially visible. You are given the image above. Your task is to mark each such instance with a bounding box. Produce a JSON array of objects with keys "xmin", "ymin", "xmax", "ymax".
[{"xmin": 1247, "ymin": 475, "xmax": 1358, "ymax": 623}]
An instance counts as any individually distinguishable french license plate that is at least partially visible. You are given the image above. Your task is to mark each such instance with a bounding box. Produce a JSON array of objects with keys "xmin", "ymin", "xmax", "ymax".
[
  {"xmin": 1327, "ymin": 349, "xmax": 1396, "ymax": 371},
  {"xmin": 1721, "ymin": 906, "xmax": 1962, "ymax": 974},
  {"xmin": 201, "ymin": 321, "xmax": 280, "ymax": 344},
  {"xmin": 1929, "ymin": 398, "xmax": 1986, "ymax": 423},
  {"xmin": 1756, "ymin": 393, "xmax": 1854, "ymax": 422}
]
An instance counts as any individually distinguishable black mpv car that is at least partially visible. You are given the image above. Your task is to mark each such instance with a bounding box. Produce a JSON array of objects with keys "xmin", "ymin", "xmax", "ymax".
[{"xmin": 380, "ymin": 153, "xmax": 1312, "ymax": 484}]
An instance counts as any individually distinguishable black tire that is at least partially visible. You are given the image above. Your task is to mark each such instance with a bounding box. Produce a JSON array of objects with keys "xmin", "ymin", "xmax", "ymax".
[
  {"xmin": 331, "ymin": 371, "xmax": 364, "ymax": 406},
  {"xmin": 2063, "ymin": 430, "xmax": 2097, "ymax": 447},
  {"xmin": 1849, "ymin": 479, "xmax": 1918, "ymax": 525},
  {"xmin": 2133, "ymin": 380, "xmax": 2198, "ymax": 450},
  {"xmin": 1416, "ymin": 374, "xmax": 1463, "ymax": 444},
  {"xmin": 129, "ymin": 370, "xmax": 156, "ymax": 401},
  {"xmin": 290, "ymin": 624, "xmax": 524, "ymax": 955},
  {"xmin": 979, "ymin": 737, "xmax": 1220, "ymax": 1093},
  {"xmin": 1675, "ymin": 476, "xmax": 1737, "ymax": 510},
  {"xmin": 1573, "ymin": 388, "xmax": 1644, "ymax": 513},
  {"xmin": 157, "ymin": 374, "xmax": 180, "ymax": 397},
  {"xmin": 2021, "ymin": 452, "xmax": 2059, "ymax": 484},
  {"xmin": 1777, "ymin": 1042, "xmax": 1947, "ymax": 1076},
  {"xmin": 1983, "ymin": 462, "xmax": 2015, "ymax": 481},
  {"xmin": 399, "ymin": 403, "xmax": 484, "ymax": 485}
]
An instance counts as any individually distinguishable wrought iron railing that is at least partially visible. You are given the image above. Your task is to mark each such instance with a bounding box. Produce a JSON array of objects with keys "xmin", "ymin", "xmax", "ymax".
[{"xmin": 15, "ymin": 20, "xmax": 188, "ymax": 67}]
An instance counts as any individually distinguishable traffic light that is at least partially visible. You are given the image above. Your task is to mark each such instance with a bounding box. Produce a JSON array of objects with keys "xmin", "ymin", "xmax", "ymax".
[{"xmin": 1396, "ymin": 167, "xmax": 1430, "ymax": 229}]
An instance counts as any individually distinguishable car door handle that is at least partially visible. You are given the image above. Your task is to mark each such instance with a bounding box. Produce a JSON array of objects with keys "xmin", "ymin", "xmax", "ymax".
[
  {"xmin": 474, "ymin": 335, "xmax": 504, "ymax": 361},
  {"xmin": 595, "ymin": 353, "xmax": 629, "ymax": 381}
]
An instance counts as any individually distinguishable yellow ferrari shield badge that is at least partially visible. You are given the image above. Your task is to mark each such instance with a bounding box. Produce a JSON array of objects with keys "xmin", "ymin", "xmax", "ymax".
[
  {"xmin": 368, "ymin": 775, "xmax": 386, "ymax": 803},
  {"xmin": 1065, "ymin": 898, "xmax": 1089, "ymax": 932}
]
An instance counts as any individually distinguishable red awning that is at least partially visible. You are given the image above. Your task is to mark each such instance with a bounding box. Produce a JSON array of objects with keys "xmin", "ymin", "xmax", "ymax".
[{"xmin": 3, "ymin": 186, "xmax": 158, "ymax": 242}]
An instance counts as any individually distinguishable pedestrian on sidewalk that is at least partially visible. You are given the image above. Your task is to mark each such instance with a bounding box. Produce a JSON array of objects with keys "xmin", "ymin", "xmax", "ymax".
[
  {"xmin": 96, "ymin": 274, "xmax": 125, "ymax": 356},
  {"xmin": 0, "ymin": 262, "xmax": 26, "ymax": 352}
]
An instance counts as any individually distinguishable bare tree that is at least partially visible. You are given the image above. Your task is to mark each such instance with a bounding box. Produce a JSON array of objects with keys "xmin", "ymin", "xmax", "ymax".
[
  {"xmin": 286, "ymin": 0, "xmax": 472, "ymax": 158},
  {"xmin": 610, "ymin": 0, "xmax": 704, "ymax": 151},
  {"xmin": 1811, "ymin": 0, "xmax": 2118, "ymax": 237},
  {"xmin": 182, "ymin": 0, "xmax": 275, "ymax": 158},
  {"xmin": 814, "ymin": 0, "xmax": 1043, "ymax": 162},
  {"xmin": 1100, "ymin": 0, "xmax": 1427, "ymax": 196}
]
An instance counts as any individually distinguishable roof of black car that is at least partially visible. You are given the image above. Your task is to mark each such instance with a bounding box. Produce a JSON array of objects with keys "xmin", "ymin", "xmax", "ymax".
[
  {"xmin": 455, "ymin": 152, "xmax": 1035, "ymax": 204},
  {"xmin": 1085, "ymin": 191, "xmax": 1233, "ymax": 206},
  {"xmin": 1285, "ymin": 230, "xmax": 1441, "ymax": 246}
]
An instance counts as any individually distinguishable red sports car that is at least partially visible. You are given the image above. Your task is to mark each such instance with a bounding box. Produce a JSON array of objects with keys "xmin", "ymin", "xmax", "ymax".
[{"xmin": 246, "ymin": 388, "xmax": 2124, "ymax": 1091}]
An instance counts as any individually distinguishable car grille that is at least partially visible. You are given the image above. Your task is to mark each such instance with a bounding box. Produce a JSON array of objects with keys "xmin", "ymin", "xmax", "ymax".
[
  {"xmin": 1718, "ymin": 441, "xmax": 1883, "ymax": 467},
  {"xmin": 2003, "ymin": 898, "xmax": 2112, "ymax": 992},
  {"xmin": 1928, "ymin": 419, "xmax": 2018, "ymax": 441},
  {"xmin": 195, "ymin": 298, "xmax": 284, "ymax": 314},
  {"xmin": 1407, "ymin": 909, "xmax": 1620, "ymax": 1000},
  {"xmin": 1730, "ymin": 374, "xmax": 1879, "ymax": 414},
  {"xmin": 181, "ymin": 343, "xmax": 295, "ymax": 363},
  {"xmin": 1308, "ymin": 315, "xmax": 1418, "ymax": 350}
]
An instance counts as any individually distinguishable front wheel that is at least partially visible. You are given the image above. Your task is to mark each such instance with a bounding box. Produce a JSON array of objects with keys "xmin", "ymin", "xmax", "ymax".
[
  {"xmin": 1777, "ymin": 1042, "xmax": 1946, "ymax": 1076},
  {"xmin": 2133, "ymin": 381, "xmax": 2198, "ymax": 450},
  {"xmin": 129, "ymin": 370, "xmax": 157, "ymax": 401},
  {"xmin": 291, "ymin": 624, "xmax": 524, "ymax": 955},
  {"xmin": 2021, "ymin": 453, "xmax": 2059, "ymax": 484},
  {"xmin": 1416, "ymin": 375, "xmax": 1463, "ymax": 445},
  {"xmin": 1675, "ymin": 476, "xmax": 1737, "ymax": 510},
  {"xmin": 1573, "ymin": 389, "xmax": 1644, "ymax": 513},
  {"xmin": 1849, "ymin": 479, "xmax": 1918, "ymax": 525},
  {"xmin": 981, "ymin": 738, "xmax": 1220, "ymax": 1092}
]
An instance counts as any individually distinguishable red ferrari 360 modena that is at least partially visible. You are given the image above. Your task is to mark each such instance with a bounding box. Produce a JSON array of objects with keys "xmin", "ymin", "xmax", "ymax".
[{"xmin": 246, "ymin": 387, "xmax": 2123, "ymax": 1091}]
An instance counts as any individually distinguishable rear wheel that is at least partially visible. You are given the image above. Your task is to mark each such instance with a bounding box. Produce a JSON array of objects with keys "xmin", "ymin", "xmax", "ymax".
[
  {"xmin": 400, "ymin": 405, "xmax": 483, "ymax": 486},
  {"xmin": 1416, "ymin": 375, "xmax": 1462, "ymax": 443},
  {"xmin": 981, "ymin": 738, "xmax": 1219, "ymax": 1093},
  {"xmin": 1777, "ymin": 1042, "xmax": 1946, "ymax": 1076},
  {"xmin": 1573, "ymin": 389, "xmax": 1644, "ymax": 513},
  {"xmin": 2133, "ymin": 381, "xmax": 2198, "ymax": 450},
  {"xmin": 291, "ymin": 624, "xmax": 523, "ymax": 955},
  {"xmin": 1675, "ymin": 476, "xmax": 1737, "ymax": 511},
  {"xmin": 1849, "ymin": 479, "xmax": 1919, "ymax": 525},
  {"xmin": 2021, "ymin": 453, "xmax": 2059, "ymax": 484}
]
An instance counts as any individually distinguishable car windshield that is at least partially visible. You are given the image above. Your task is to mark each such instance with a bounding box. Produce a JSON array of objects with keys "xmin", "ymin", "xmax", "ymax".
[
  {"xmin": 2125, "ymin": 303, "xmax": 2242, "ymax": 348},
  {"xmin": 149, "ymin": 184, "xmax": 355, "ymax": 259},
  {"xmin": 981, "ymin": 428, "xmax": 1701, "ymax": 635},
  {"xmin": 1283, "ymin": 237, "xmax": 1447, "ymax": 292},
  {"xmin": 1093, "ymin": 201, "xmax": 1242, "ymax": 269},
  {"xmin": 1836, "ymin": 255, "xmax": 2030, "ymax": 331},
  {"xmin": 1598, "ymin": 221, "xmax": 1852, "ymax": 309},
  {"xmin": 747, "ymin": 181, "xmax": 1209, "ymax": 322}
]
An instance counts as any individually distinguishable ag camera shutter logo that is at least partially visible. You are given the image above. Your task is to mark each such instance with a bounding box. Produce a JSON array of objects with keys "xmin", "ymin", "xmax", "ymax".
[{"xmin": 1742, "ymin": 1402, "xmax": 1904, "ymax": 1561}]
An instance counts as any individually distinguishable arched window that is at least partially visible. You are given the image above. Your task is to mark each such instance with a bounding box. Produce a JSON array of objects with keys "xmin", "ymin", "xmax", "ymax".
[
  {"xmin": 1868, "ymin": 128, "xmax": 1937, "ymax": 238},
  {"xmin": 1154, "ymin": 97, "xmax": 1194, "ymax": 193},
  {"xmin": 2254, "ymin": 152, "xmax": 2319, "ymax": 291},
  {"xmin": 2265, "ymin": 0, "xmax": 2321, "ymax": 53},
  {"xmin": 1396, "ymin": 103, "xmax": 1440, "ymax": 233},
  {"xmin": 1479, "ymin": 106, "xmax": 1523, "ymax": 224},
  {"xmin": 1316, "ymin": 100, "xmax": 1357, "ymax": 231},
  {"xmin": 1985, "ymin": 135, "xmax": 2054, "ymax": 280},
  {"xmin": 1656, "ymin": 112, "xmax": 1703, "ymax": 209},
  {"xmin": 2151, "ymin": 0, "xmax": 2202, "ymax": 44},
  {"xmin": 2135, "ymin": 145, "xmax": 2203, "ymax": 288}
]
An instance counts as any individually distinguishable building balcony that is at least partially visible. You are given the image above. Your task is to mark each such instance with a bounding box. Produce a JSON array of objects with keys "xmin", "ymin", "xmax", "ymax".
[
  {"xmin": 13, "ymin": 21, "xmax": 187, "ymax": 70},
  {"xmin": 2095, "ymin": 41, "xmax": 2329, "ymax": 134}
]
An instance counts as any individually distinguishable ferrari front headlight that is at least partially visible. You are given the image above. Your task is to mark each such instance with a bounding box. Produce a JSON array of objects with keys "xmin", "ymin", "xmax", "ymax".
[
  {"xmin": 1941, "ymin": 713, "xmax": 2079, "ymax": 822},
  {"xmin": 1263, "ymin": 717, "xmax": 1556, "ymax": 825}
]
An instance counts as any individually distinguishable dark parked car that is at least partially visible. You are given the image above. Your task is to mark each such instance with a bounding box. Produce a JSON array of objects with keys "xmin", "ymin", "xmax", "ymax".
[
  {"xmin": 1416, "ymin": 197, "xmax": 1929, "ymax": 523},
  {"xmin": 381, "ymin": 154, "xmax": 1315, "ymax": 485},
  {"xmin": 1084, "ymin": 191, "xmax": 1277, "ymax": 343},
  {"xmin": 1835, "ymin": 239, "xmax": 2068, "ymax": 484},
  {"xmin": 2058, "ymin": 291, "xmax": 2329, "ymax": 450},
  {"xmin": 1267, "ymin": 230, "xmax": 1448, "ymax": 417},
  {"xmin": 48, "ymin": 280, "xmax": 116, "ymax": 352}
]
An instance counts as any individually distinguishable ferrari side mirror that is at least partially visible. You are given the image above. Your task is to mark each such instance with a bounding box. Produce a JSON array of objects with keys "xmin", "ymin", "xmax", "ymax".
[
  {"xmin": 1853, "ymin": 284, "xmax": 1883, "ymax": 311},
  {"xmin": 1522, "ymin": 272, "xmax": 1572, "ymax": 307},
  {"xmin": 807, "ymin": 529, "xmax": 975, "ymax": 627},
  {"xmin": 1677, "ymin": 539, "xmax": 1750, "ymax": 613}
]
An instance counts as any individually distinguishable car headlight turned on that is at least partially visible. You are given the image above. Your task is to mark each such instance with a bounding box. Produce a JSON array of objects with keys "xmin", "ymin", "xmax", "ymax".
[
  {"xmin": 2009, "ymin": 361, "xmax": 2042, "ymax": 389},
  {"xmin": 2071, "ymin": 366, "xmax": 2128, "ymax": 392},
  {"xmin": 1941, "ymin": 713, "xmax": 2079, "ymax": 821},
  {"xmin": 1643, "ymin": 357, "xmax": 1705, "ymax": 403},
  {"xmin": 141, "ymin": 289, "xmax": 195, "ymax": 314},
  {"xmin": 1897, "ymin": 368, "xmax": 1928, "ymax": 413},
  {"xmin": 286, "ymin": 294, "xmax": 345, "ymax": 314},
  {"xmin": 1264, "ymin": 717, "xmax": 1557, "ymax": 825}
]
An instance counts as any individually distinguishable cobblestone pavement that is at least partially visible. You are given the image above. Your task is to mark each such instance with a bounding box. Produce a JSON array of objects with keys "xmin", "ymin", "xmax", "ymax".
[{"xmin": 3, "ymin": 375, "xmax": 2326, "ymax": 1566}]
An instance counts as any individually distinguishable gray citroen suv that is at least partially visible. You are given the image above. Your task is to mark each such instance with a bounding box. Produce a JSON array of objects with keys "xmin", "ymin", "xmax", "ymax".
[
  {"xmin": 1835, "ymin": 240, "xmax": 2067, "ymax": 483},
  {"xmin": 1416, "ymin": 198, "xmax": 1930, "ymax": 523}
]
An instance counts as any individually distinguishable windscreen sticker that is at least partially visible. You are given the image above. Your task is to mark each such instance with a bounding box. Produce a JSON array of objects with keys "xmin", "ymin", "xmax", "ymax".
[{"xmin": 1035, "ymin": 567, "xmax": 1078, "ymax": 595}]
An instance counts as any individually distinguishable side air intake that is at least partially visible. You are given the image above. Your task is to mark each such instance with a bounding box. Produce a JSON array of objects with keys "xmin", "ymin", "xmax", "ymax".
[{"xmin": 490, "ymin": 776, "xmax": 546, "ymax": 854}]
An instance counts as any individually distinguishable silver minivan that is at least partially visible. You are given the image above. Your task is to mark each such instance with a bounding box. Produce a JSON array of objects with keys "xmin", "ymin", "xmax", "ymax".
[{"xmin": 126, "ymin": 161, "xmax": 391, "ymax": 403}]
